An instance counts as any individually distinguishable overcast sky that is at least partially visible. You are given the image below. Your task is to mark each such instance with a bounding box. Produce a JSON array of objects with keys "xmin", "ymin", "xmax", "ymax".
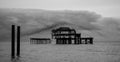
[{"xmin": 0, "ymin": 0, "xmax": 120, "ymax": 18}]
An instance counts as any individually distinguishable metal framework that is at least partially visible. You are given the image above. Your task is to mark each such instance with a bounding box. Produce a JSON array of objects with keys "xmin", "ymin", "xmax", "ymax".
[{"xmin": 52, "ymin": 27, "xmax": 93, "ymax": 44}]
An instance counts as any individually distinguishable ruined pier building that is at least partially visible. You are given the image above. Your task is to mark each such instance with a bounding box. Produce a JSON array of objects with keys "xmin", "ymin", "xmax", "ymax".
[{"xmin": 52, "ymin": 27, "xmax": 93, "ymax": 44}]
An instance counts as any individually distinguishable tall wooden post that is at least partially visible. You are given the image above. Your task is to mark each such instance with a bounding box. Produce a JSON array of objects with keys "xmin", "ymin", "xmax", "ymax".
[
  {"xmin": 11, "ymin": 25, "xmax": 15, "ymax": 59},
  {"xmin": 17, "ymin": 26, "xmax": 20, "ymax": 57}
]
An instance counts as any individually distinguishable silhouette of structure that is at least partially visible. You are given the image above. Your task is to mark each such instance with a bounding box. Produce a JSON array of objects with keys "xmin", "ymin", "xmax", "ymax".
[
  {"xmin": 11, "ymin": 25, "xmax": 21, "ymax": 59},
  {"xmin": 30, "ymin": 38, "xmax": 51, "ymax": 44},
  {"xmin": 52, "ymin": 27, "xmax": 93, "ymax": 44},
  {"xmin": 30, "ymin": 27, "xmax": 93, "ymax": 45}
]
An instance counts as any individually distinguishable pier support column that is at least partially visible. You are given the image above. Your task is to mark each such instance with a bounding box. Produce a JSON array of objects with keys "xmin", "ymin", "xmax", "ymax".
[
  {"xmin": 11, "ymin": 25, "xmax": 15, "ymax": 59},
  {"xmin": 17, "ymin": 26, "xmax": 20, "ymax": 57},
  {"xmin": 11, "ymin": 25, "xmax": 21, "ymax": 59}
]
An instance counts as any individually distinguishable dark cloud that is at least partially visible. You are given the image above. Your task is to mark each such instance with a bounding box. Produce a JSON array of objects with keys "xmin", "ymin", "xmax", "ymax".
[
  {"xmin": 0, "ymin": 8, "xmax": 120, "ymax": 41},
  {"xmin": 92, "ymin": 17, "xmax": 120, "ymax": 41}
]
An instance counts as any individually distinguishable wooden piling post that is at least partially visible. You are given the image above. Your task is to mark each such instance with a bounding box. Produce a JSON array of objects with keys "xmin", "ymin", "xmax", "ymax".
[
  {"xmin": 11, "ymin": 25, "xmax": 15, "ymax": 59},
  {"xmin": 17, "ymin": 26, "xmax": 20, "ymax": 57}
]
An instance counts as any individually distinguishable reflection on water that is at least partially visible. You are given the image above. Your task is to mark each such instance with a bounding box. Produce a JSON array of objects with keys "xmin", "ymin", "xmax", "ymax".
[
  {"xmin": 0, "ymin": 41, "xmax": 120, "ymax": 62},
  {"xmin": 11, "ymin": 57, "xmax": 21, "ymax": 62}
]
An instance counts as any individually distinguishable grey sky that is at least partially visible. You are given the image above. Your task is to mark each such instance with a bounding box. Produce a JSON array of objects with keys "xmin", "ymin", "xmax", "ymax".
[{"xmin": 0, "ymin": 0, "xmax": 120, "ymax": 18}]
